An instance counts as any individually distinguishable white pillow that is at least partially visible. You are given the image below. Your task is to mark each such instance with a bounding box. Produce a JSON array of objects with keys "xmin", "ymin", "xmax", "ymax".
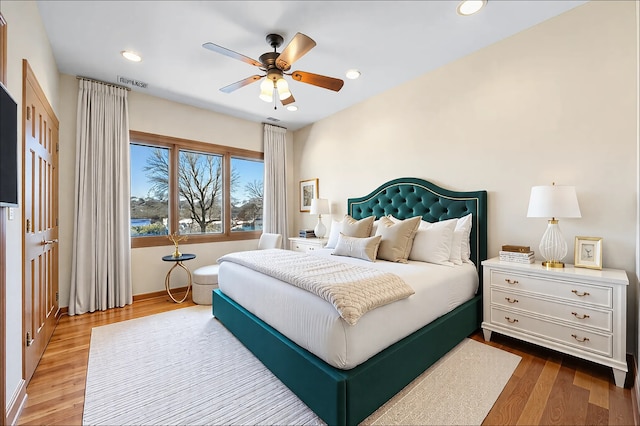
[
  {"xmin": 452, "ymin": 214, "xmax": 473, "ymax": 265},
  {"xmin": 332, "ymin": 234, "xmax": 382, "ymax": 262},
  {"xmin": 370, "ymin": 219, "xmax": 380, "ymax": 237},
  {"xmin": 325, "ymin": 219, "xmax": 343, "ymax": 249},
  {"xmin": 375, "ymin": 216, "xmax": 421, "ymax": 263},
  {"xmin": 410, "ymin": 218, "xmax": 457, "ymax": 266}
]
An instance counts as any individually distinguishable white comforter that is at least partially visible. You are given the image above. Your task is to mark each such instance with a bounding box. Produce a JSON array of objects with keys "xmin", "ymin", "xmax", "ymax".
[
  {"xmin": 218, "ymin": 248, "xmax": 479, "ymax": 369},
  {"xmin": 217, "ymin": 249, "xmax": 414, "ymax": 325}
]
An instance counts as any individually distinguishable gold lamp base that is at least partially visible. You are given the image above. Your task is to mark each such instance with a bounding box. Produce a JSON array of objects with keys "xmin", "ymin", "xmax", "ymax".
[{"xmin": 542, "ymin": 260, "xmax": 565, "ymax": 268}]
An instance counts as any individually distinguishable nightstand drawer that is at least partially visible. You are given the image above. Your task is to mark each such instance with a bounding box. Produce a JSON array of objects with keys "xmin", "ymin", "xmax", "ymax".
[
  {"xmin": 490, "ymin": 306, "xmax": 612, "ymax": 357},
  {"xmin": 288, "ymin": 238, "xmax": 327, "ymax": 253},
  {"xmin": 291, "ymin": 243, "xmax": 319, "ymax": 252},
  {"xmin": 491, "ymin": 288, "xmax": 612, "ymax": 332},
  {"xmin": 490, "ymin": 270, "xmax": 612, "ymax": 309}
]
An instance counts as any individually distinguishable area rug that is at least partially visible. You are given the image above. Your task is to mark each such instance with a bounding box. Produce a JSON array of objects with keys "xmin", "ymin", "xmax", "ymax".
[{"xmin": 83, "ymin": 305, "xmax": 520, "ymax": 425}]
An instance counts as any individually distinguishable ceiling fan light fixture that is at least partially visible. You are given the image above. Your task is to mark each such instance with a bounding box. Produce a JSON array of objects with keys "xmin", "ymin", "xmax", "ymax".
[
  {"xmin": 259, "ymin": 78, "xmax": 274, "ymax": 102},
  {"xmin": 276, "ymin": 78, "xmax": 291, "ymax": 100},
  {"xmin": 121, "ymin": 50, "xmax": 142, "ymax": 62},
  {"xmin": 456, "ymin": 0, "xmax": 486, "ymax": 16}
]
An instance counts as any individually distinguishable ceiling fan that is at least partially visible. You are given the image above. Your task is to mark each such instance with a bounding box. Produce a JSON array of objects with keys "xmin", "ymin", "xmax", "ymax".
[{"xmin": 202, "ymin": 32, "xmax": 344, "ymax": 107}]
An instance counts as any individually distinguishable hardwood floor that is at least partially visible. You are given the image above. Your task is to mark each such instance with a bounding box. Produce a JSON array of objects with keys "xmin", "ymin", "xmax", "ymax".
[
  {"xmin": 17, "ymin": 295, "xmax": 637, "ymax": 426},
  {"xmin": 474, "ymin": 332, "xmax": 636, "ymax": 426}
]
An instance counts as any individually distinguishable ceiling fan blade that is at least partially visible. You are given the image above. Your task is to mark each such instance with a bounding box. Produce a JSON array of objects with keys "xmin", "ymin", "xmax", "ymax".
[
  {"xmin": 275, "ymin": 33, "xmax": 316, "ymax": 71},
  {"xmin": 291, "ymin": 71, "xmax": 344, "ymax": 92},
  {"xmin": 281, "ymin": 92, "xmax": 295, "ymax": 106},
  {"xmin": 203, "ymin": 42, "xmax": 262, "ymax": 68},
  {"xmin": 220, "ymin": 75, "xmax": 263, "ymax": 93}
]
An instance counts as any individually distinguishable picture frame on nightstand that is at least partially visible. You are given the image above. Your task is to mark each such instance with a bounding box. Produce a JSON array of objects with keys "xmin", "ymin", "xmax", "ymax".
[{"xmin": 574, "ymin": 236, "xmax": 603, "ymax": 270}]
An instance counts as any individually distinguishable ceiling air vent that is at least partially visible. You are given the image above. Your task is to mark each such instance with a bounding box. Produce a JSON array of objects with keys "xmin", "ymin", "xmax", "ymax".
[
  {"xmin": 266, "ymin": 117, "xmax": 280, "ymax": 122},
  {"xmin": 117, "ymin": 75, "xmax": 148, "ymax": 89}
]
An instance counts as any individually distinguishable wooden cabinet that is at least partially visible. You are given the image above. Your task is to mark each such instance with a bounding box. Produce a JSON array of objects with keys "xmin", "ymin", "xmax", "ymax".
[
  {"xmin": 288, "ymin": 237, "xmax": 327, "ymax": 253},
  {"xmin": 481, "ymin": 257, "xmax": 628, "ymax": 387}
]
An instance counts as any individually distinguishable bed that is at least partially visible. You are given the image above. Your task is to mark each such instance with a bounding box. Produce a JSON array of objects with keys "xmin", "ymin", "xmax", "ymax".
[{"xmin": 212, "ymin": 177, "xmax": 487, "ymax": 425}]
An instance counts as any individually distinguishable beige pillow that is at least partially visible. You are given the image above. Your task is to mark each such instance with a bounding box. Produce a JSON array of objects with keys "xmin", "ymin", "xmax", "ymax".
[
  {"xmin": 332, "ymin": 234, "xmax": 382, "ymax": 262},
  {"xmin": 341, "ymin": 215, "xmax": 375, "ymax": 238},
  {"xmin": 375, "ymin": 216, "xmax": 421, "ymax": 263}
]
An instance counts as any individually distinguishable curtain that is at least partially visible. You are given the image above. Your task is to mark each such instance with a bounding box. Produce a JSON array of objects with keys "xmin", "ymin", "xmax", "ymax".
[
  {"xmin": 263, "ymin": 124, "xmax": 289, "ymax": 245},
  {"xmin": 69, "ymin": 79, "xmax": 132, "ymax": 315}
]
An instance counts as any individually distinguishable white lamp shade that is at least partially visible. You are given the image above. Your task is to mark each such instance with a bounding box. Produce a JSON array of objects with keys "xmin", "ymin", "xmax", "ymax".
[
  {"xmin": 276, "ymin": 78, "xmax": 291, "ymax": 100},
  {"xmin": 527, "ymin": 185, "xmax": 581, "ymax": 219},
  {"xmin": 259, "ymin": 79, "xmax": 273, "ymax": 102},
  {"xmin": 310, "ymin": 198, "xmax": 330, "ymax": 215}
]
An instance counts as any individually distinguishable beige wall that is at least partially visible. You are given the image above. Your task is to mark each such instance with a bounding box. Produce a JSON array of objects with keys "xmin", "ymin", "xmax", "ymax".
[
  {"xmin": 293, "ymin": 1, "xmax": 638, "ymax": 340},
  {"xmin": 1, "ymin": 0, "xmax": 60, "ymax": 414}
]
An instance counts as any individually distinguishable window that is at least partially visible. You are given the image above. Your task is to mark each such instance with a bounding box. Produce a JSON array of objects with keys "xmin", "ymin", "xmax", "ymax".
[
  {"xmin": 131, "ymin": 144, "xmax": 170, "ymax": 237},
  {"xmin": 130, "ymin": 131, "xmax": 264, "ymax": 248},
  {"xmin": 231, "ymin": 157, "xmax": 264, "ymax": 233}
]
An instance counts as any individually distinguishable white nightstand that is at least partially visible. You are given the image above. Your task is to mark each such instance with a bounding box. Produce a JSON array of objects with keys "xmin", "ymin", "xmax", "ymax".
[
  {"xmin": 288, "ymin": 237, "xmax": 328, "ymax": 253},
  {"xmin": 481, "ymin": 257, "xmax": 629, "ymax": 387}
]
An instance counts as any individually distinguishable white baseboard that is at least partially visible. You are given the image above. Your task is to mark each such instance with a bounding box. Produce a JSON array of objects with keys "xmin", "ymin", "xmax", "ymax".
[{"xmin": 6, "ymin": 379, "xmax": 26, "ymax": 426}]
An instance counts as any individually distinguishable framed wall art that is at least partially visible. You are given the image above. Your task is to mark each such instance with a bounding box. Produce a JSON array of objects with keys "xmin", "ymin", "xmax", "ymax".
[
  {"xmin": 574, "ymin": 236, "xmax": 602, "ymax": 270},
  {"xmin": 299, "ymin": 178, "xmax": 318, "ymax": 212}
]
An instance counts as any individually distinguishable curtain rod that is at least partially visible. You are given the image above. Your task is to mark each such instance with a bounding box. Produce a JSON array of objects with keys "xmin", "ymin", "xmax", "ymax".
[
  {"xmin": 263, "ymin": 122, "xmax": 288, "ymax": 130},
  {"xmin": 76, "ymin": 76, "xmax": 131, "ymax": 91}
]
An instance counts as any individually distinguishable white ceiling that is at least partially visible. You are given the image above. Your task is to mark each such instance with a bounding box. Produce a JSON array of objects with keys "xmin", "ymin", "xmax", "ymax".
[{"xmin": 36, "ymin": 1, "xmax": 587, "ymax": 131}]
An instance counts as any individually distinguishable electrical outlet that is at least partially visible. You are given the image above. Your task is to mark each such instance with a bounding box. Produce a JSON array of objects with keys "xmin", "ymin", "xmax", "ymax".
[{"xmin": 8, "ymin": 208, "xmax": 14, "ymax": 220}]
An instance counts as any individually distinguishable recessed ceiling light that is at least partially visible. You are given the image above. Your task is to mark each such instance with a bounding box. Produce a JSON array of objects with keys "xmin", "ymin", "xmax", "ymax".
[
  {"xmin": 345, "ymin": 69, "xmax": 361, "ymax": 80},
  {"xmin": 286, "ymin": 105, "xmax": 298, "ymax": 112},
  {"xmin": 456, "ymin": 0, "xmax": 486, "ymax": 16},
  {"xmin": 121, "ymin": 50, "xmax": 142, "ymax": 62}
]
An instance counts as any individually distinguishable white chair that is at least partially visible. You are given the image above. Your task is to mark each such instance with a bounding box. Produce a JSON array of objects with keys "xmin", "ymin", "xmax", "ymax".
[
  {"xmin": 257, "ymin": 233, "xmax": 282, "ymax": 250},
  {"xmin": 191, "ymin": 233, "xmax": 283, "ymax": 305}
]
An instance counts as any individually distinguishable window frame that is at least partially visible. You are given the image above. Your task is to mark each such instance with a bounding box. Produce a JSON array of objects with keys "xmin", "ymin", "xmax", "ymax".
[{"xmin": 130, "ymin": 130, "xmax": 264, "ymax": 249}]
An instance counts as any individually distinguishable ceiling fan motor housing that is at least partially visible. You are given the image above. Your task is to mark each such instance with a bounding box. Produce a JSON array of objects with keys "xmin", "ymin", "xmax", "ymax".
[
  {"xmin": 265, "ymin": 33, "xmax": 284, "ymax": 49},
  {"xmin": 259, "ymin": 51, "xmax": 285, "ymax": 83}
]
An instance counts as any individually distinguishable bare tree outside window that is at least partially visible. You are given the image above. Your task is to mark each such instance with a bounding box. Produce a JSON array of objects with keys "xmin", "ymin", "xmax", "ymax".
[{"xmin": 145, "ymin": 149, "xmax": 235, "ymax": 234}]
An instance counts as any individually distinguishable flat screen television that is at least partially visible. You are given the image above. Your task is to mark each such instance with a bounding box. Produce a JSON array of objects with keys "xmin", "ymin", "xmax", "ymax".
[{"xmin": 0, "ymin": 81, "xmax": 18, "ymax": 207}]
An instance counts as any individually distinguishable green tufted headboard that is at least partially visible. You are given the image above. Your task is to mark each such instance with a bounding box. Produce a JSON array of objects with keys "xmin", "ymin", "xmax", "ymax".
[{"xmin": 347, "ymin": 177, "xmax": 488, "ymax": 279}]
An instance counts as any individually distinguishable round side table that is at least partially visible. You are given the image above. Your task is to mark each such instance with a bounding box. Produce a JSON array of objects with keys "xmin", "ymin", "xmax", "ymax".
[{"xmin": 161, "ymin": 253, "xmax": 196, "ymax": 303}]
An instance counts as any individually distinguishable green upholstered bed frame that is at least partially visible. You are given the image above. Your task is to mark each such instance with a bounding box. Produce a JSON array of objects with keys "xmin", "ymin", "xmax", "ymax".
[{"xmin": 213, "ymin": 177, "xmax": 488, "ymax": 425}]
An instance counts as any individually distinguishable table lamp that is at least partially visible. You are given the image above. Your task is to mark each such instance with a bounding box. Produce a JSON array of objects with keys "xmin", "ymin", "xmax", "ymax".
[
  {"xmin": 310, "ymin": 198, "xmax": 330, "ymax": 239},
  {"xmin": 527, "ymin": 183, "xmax": 581, "ymax": 268}
]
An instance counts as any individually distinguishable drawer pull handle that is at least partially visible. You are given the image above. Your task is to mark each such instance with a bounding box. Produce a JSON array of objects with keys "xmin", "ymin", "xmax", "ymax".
[
  {"xmin": 571, "ymin": 290, "xmax": 590, "ymax": 297},
  {"xmin": 504, "ymin": 316, "xmax": 519, "ymax": 323},
  {"xmin": 571, "ymin": 312, "xmax": 590, "ymax": 320},
  {"xmin": 505, "ymin": 297, "xmax": 519, "ymax": 303},
  {"xmin": 504, "ymin": 279, "xmax": 519, "ymax": 285},
  {"xmin": 571, "ymin": 334, "xmax": 590, "ymax": 343}
]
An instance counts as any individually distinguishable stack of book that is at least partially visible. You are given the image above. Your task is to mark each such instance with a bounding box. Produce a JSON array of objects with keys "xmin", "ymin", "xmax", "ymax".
[
  {"xmin": 299, "ymin": 229, "xmax": 316, "ymax": 238},
  {"xmin": 499, "ymin": 245, "xmax": 535, "ymax": 264}
]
